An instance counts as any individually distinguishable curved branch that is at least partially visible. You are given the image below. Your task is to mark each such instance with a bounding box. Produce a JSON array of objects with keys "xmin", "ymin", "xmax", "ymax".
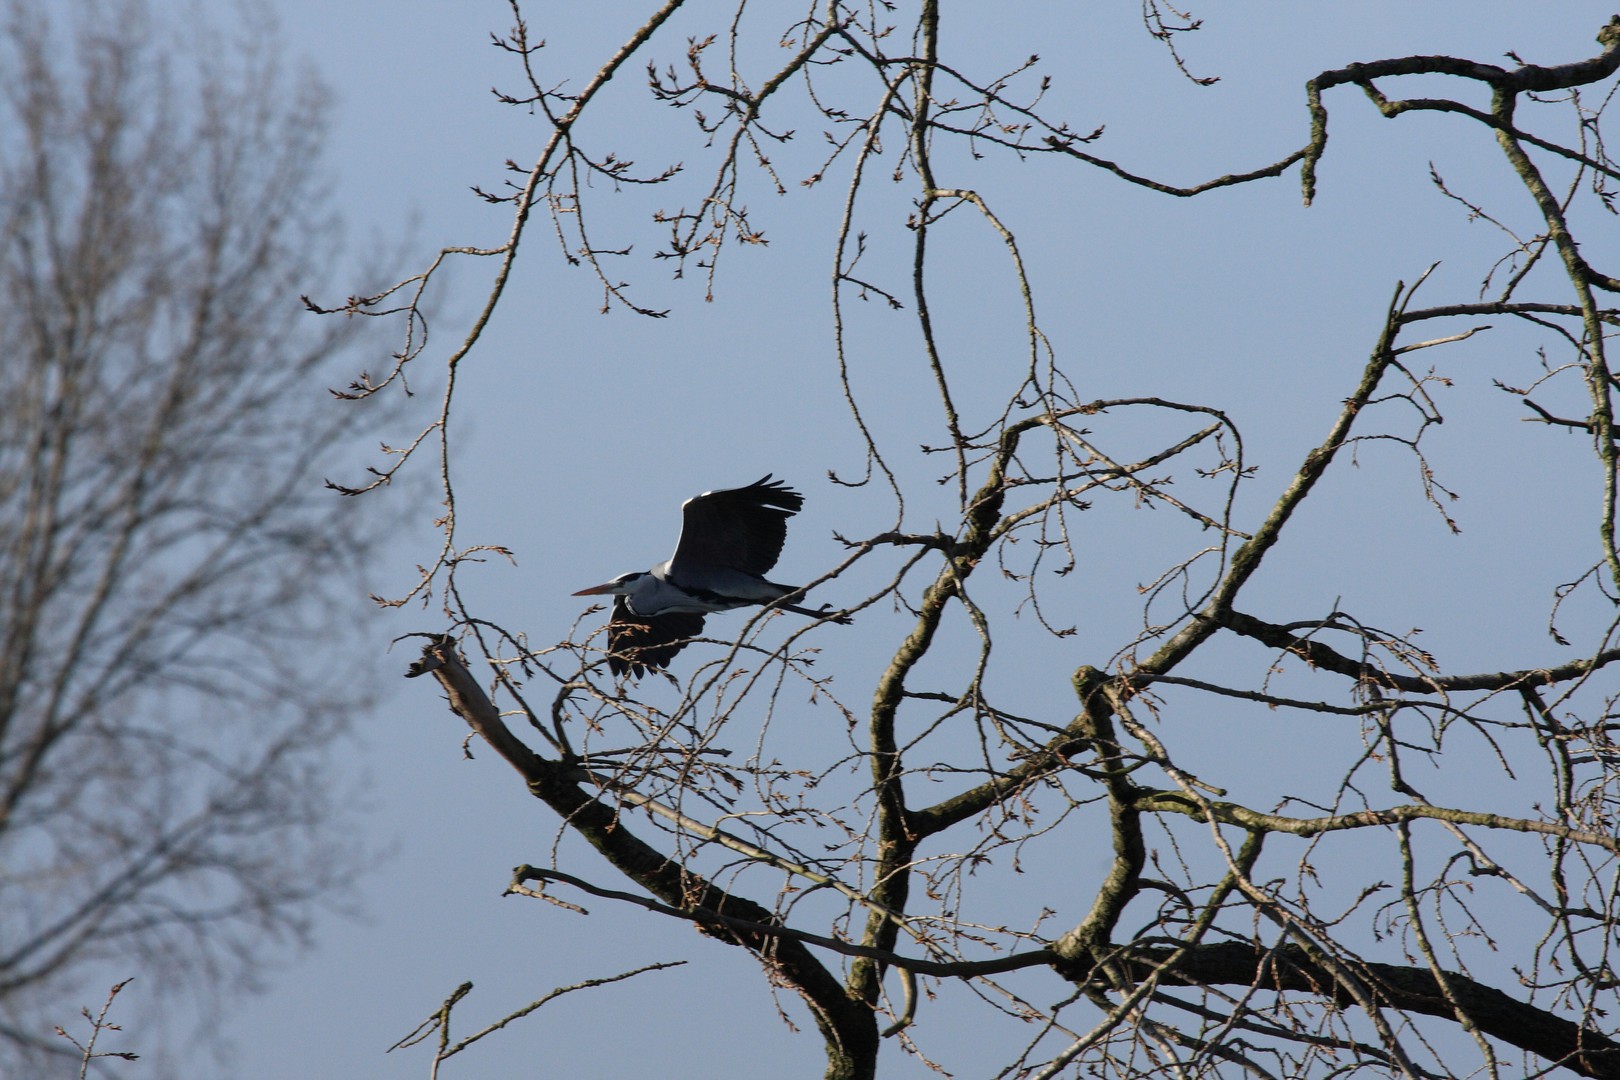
[
  {"xmin": 1043, "ymin": 140, "xmax": 1307, "ymax": 197},
  {"xmin": 1116, "ymin": 941, "xmax": 1620, "ymax": 1079},
  {"xmin": 407, "ymin": 635, "xmax": 878, "ymax": 1072},
  {"xmin": 1221, "ymin": 608, "xmax": 1620, "ymax": 695},
  {"xmin": 1304, "ymin": 18, "xmax": 1620, "ymax": 203},
  {"xmin": 512, "ymin": 865, "xmax": 1058, "ymax": 980}
]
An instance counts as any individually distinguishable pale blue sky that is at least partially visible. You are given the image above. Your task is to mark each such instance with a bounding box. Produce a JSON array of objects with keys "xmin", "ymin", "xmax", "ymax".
[{"xmin": 112, "ymin": 2, "xmax": 1620, "ymax": 1075}]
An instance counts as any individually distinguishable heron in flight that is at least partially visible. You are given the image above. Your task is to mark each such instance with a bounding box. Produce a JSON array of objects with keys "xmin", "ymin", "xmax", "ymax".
[{"xmin": 573, "ymin": 475, "xmax": 847, "ymax": 677}]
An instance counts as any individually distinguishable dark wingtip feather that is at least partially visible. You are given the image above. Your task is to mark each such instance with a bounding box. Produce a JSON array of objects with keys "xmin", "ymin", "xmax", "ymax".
[{"xmin": 738, "ymin": 474, "xmax": 803, "ymax": 515}]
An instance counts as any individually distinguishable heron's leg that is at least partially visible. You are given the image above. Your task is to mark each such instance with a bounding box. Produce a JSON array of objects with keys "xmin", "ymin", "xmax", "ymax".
[{"xmin": 773, "ymin": 601, "xmax": 853, "ymax": 625}]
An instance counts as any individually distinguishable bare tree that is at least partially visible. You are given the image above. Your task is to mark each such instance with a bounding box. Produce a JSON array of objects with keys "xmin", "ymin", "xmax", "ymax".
[
  {"xmin": 348, "ymin": 3, "xmax": 1620, "ymax": 1077},
  {"xmin": 0, "ymin": 0, "xmax": 387, "ymax": 1068}
]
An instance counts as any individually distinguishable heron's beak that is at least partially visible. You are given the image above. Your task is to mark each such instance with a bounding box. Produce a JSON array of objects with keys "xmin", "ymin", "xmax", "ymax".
[{"xmin": 572, "ymin": 582, "xmax": 617, "ymax": 596}]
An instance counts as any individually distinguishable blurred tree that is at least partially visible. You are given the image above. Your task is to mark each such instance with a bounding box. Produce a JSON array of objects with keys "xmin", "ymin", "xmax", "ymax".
[
  {"xmin": 0, "ymin": 0, "xmax": 385, "ymax": 1068},
  {"xmin": 359, "ymin": 3, "xmax": 1620, "ymax": 1078}
]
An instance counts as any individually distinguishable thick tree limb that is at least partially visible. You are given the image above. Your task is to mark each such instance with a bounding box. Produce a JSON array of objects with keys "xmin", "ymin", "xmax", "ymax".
[
  {"xmin": 408, "ymin": 635, "xmax": 879, "ymax": 1079},
  {"xmin": 1113, "ymin": 941, "xmax": 1620, "ymax": 1079}
]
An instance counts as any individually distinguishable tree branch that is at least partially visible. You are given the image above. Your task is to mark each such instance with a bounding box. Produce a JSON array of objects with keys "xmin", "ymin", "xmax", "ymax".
[
  {"xmin": 1116, "ymin": 941, "xmax": 1620, "ymax": 1079},
  {"xmin": 407, "ymin": 635, "xmax": 879, "ymax": 1077}
]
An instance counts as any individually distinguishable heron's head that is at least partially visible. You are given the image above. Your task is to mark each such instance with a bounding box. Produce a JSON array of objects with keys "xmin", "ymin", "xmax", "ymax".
[{"xmin": 572, "ymin": 571, "xmax": 644, "ymax": 598}]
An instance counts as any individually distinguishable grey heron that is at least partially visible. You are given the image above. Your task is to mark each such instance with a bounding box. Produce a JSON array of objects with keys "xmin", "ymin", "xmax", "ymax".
[{"xmin": 573, "ymin": 475, "xmax": 848, "ymax": 677}]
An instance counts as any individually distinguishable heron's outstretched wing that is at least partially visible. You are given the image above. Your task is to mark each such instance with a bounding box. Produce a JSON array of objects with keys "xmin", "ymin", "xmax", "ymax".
[
  {"xmin": 607, "ymin": 596, "xmax": 706, "ymax": 677},
  {"xmin": 669, "ymin": 474, "xmax": 803, "ymax": 577}
]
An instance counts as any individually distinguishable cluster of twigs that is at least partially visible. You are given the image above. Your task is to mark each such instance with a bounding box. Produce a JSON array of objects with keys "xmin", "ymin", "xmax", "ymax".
[{"xmin": 344, "ymin": 4, "xmax": 1620, "ymax": 1077}]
